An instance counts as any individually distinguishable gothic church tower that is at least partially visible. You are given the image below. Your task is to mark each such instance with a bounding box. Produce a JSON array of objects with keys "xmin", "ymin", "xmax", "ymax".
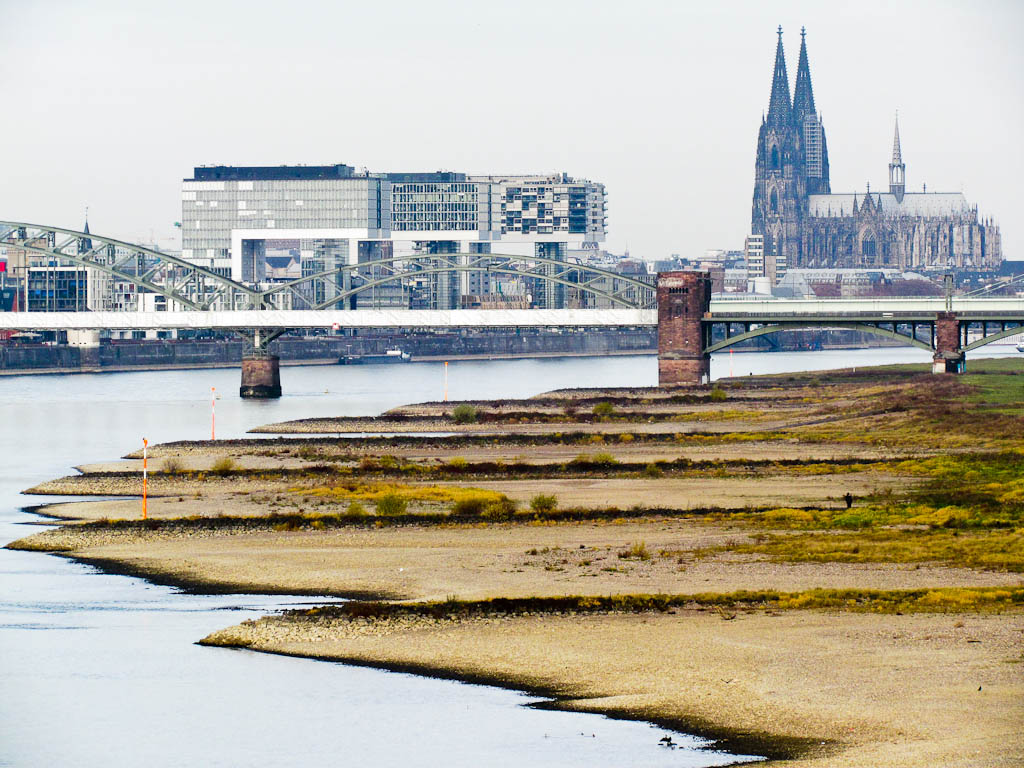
[{"xmin": 751, "ymin": 27, "xmax": 829, "ymax": 272}]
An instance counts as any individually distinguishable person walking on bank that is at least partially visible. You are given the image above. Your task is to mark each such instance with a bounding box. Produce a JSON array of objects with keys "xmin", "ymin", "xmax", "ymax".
[{"xmin": 844, "ymin": 492, "xmax": 854, "ymax": 509}]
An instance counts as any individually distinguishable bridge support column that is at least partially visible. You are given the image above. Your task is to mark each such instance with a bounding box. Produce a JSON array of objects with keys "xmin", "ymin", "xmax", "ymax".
[
  {"xmin": 657, "ymin": 271, "xmax": 711, "ymax": 387},
  {"xmin": 240, "ymin": 354, "xmax": 282, "ymax": 398},
  {"xmin": 932, "ymin": 312, "xmax": 964, "ymax": 374}
]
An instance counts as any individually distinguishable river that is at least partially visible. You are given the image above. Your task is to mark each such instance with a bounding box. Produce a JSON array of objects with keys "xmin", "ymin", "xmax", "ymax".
[{"xmin": 0, "ymin": 346, "xmax": 1016, "ymax": 766}]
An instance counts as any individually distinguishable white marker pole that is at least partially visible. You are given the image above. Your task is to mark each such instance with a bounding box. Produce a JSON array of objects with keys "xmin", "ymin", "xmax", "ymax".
[
  {"xmin": 444, "ymin": 362, "xmax": 449, "ymax": 402},
  {"xmin": 211, "ymin": 387, "xmax": 216, "ymax": 441}
]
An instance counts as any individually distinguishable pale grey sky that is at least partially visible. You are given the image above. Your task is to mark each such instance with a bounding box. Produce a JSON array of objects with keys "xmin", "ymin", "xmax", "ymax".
[{"xmin": 1, "ymin": 0, "xmax": 1020, "ymax": 259}]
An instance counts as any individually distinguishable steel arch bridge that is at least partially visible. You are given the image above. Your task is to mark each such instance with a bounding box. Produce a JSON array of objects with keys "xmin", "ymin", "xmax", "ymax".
[
  {"xmin": 0, "ymin": 222, "xmax": 655, "ymax": 312},
  {"xmin": 702, "ymin": 308, "xmax": 1024, "ymax": 356}
]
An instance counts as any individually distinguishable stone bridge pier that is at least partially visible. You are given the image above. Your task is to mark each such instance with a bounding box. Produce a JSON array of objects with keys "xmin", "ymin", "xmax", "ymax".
[
  {"xmin": 657, "ymin": 270, "xmax": 712, "ymax": 387},
  {"xmin": 933, "ymin": 311, "xmax": 964, "ymax": 374}
]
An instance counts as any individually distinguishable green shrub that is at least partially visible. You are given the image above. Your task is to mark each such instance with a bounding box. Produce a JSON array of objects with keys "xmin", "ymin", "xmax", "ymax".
[
  {"xmin": 643, "ymin": 463, "xmax": 664, "ymax": 478},
  {"xmin": 347, "ymin": 500, "xmax": 367, "ymax": 516},
  {"xmin": 446, "ymin": 457, "xmax": 469, "ymax": 470},
  {"xmin": 210, "ymin": 457, "xmax": 236, "ymax": 476},
  {"xmin": 710, "ymin": 387, "xmax": 728, "ymax": 402},
  {"xmin": 530, "ymin": 493, "xmax": 558, "ymax": 514},
  {"xmin": 481, "ymin": 497, "xmax": 517, "ymax": 521},
  {"xmin": 451, "ymin": 404, "xmax": 479, "ymax": 424},
  {"xmin": 592, "ymin": 401, "xmax": 615, "ymax": 418},
  {"xmin": 375, "ymin": 493, "xmax": 407, "ymax": 516}
]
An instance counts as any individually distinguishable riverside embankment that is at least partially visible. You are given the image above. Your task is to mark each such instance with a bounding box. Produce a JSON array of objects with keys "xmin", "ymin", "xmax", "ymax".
[{"xmin": 10, "ymin": 357, "xmax": 1024, "ymax": 766}]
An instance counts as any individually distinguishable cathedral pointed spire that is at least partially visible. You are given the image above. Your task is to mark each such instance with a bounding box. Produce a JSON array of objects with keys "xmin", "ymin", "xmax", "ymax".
[
  {"xmin": 889, "ymin": 112, "xmax": 906, "ymax": 202},
  {"xmin": 792, "ymin": 26, "xmax": 817, "ymax": 122},
  {"xmin": 766, "ymin": 25, "xmax": 792, "ymax": 128},
  {"xmin": 891, "ymin": 113, "xmax": 902, "ymax": 165}
]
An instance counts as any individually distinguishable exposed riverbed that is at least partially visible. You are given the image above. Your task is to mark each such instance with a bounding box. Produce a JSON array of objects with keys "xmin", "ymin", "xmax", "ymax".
[{"xmin": 2, "ymin": 346, "xmax": 1018, "ymax": 766}]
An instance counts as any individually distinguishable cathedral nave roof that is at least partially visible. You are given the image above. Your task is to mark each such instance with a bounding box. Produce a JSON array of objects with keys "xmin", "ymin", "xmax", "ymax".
[{"xmin": 808, "ymin": 192, "xmax": 971, "ymax": 218}]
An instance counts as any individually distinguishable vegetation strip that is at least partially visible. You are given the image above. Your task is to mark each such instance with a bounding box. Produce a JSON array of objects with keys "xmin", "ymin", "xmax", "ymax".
[
  {"xmin": 62, "ymin": 453, "xmax": 922, "ymax": 484},
  {"xmin": 6, "ymin": 504, "xmax": 830, "ymax": 541},
  {"xmin": 290, "ymin": 587, "xmax": 1024, "ymax": 620}
]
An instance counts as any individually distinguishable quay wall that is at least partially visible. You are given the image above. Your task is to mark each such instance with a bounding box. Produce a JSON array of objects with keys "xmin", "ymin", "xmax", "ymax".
[{"xmin": 0, "ymin": 327, "xmax": 906, "ymax": 374}]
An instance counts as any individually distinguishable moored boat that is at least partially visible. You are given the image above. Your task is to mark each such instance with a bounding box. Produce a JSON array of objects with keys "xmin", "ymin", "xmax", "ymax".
[{"xmin": 339, "ymin": 347, "xmax": 413, "ymax": 365}]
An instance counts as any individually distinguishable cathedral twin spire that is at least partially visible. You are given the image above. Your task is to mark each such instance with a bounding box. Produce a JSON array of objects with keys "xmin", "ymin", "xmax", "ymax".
[
  {"xmin": 767, "ymin": 26, "xmax": 817, "ymax": 127},
  {"xmin": 792, "ymin": 27, "xmax": 816, "ymax": 122},
  {"xmin": 766, "ymin": 26, "xmax": 792, "ymax": 128}
]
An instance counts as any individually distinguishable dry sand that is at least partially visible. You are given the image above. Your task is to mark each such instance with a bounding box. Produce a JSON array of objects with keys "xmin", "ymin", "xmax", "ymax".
[
  {"xmin": 14, "ymin": 518, "xmax": 1022, "ymax": 601},
  {"xmin": 204, "ymin": 608, "xmax": 1024, "ymax": 767}
]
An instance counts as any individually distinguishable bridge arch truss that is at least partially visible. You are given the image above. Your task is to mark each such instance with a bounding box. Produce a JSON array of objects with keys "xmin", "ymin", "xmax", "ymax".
[
  {"xmin": 0, "ymin": 221, "xmax": 261, "ymax": 311},
  {"xmin": 1, "ymin": 223, "xmax": 654, "ymax": 312}
]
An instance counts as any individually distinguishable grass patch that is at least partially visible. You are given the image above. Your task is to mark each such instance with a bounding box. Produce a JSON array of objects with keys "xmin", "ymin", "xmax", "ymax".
[
  {"xmin": 703, "ymin": 529, "xmax": 1024, "ymax": 572},
  {"xmin": 304, "ymin": 482, "xmax": 506, "ymax": 506},
  {"xmin": 618, "ymin": 541, "xmax": 651, "ymax": 561}
]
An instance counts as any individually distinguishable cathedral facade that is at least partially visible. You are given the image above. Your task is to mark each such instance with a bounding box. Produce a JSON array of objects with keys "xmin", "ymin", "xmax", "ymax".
[{"xmin": 751, "ymin": 27, "xmax": 1002, "ymax": 277}]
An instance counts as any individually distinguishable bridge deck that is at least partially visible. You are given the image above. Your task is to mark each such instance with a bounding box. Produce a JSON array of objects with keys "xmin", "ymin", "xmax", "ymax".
[{"xmin": 0, "ymin": 298, "xmax": 1021, "ymax": 330}]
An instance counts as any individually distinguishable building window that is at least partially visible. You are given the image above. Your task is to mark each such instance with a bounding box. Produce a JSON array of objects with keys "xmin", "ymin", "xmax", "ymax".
[
  {"xmin": 770, "ymin": 189, "xmax": 778, "ymax": 213},
  {"xmin": 770, "ymin": 146, "xmax": 780, "ymax": 169}
]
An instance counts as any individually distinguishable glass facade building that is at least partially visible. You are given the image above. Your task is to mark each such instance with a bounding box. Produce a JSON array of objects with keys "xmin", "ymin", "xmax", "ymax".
[{"xmin": 180, "ymin": 165, "xmax": 607, "ymax": 308}]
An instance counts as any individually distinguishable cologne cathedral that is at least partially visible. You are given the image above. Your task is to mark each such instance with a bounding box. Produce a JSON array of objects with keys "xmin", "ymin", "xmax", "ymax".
[{"xmin": 751, "ymin": 27, "xmax": 1002, "ymax": 274}]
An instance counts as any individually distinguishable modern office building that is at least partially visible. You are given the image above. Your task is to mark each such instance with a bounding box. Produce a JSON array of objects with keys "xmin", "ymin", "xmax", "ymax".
[{"xmin": 180, "ymin": 165, "xmax": 607, "ymax": 309}]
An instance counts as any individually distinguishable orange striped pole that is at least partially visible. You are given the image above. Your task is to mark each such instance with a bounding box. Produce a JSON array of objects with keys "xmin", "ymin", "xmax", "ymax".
[{"xmin": 142, "ymin": 438, "xmax": 148, "ymax": 520}]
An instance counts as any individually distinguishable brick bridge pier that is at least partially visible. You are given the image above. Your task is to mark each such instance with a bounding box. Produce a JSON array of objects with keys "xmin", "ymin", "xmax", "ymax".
[
  {"xmin": 657, "ymin": 271, "xmax": 712, "ymax": 386},
  {"xmin": 932, "ymin": 311, "xmax": 964, "ymax": 374}
]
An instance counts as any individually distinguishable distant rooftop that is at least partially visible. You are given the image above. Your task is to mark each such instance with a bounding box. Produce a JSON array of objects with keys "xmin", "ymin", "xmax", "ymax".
[
  {"xmin": 188, "ymin": 166, "xmax": 476, "ymax": 183},
  {"xmin": 190, "ymin": 165, "xmax": 356, "ymax": 181}
]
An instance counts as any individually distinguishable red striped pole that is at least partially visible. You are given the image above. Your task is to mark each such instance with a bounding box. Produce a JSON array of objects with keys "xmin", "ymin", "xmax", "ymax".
[{"xmin": 142, "ymin": 438, "xmax": 148, "ymax": 520}]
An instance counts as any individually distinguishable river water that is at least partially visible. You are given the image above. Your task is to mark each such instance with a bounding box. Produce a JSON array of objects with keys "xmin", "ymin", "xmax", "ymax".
[{"xmin": 0, "ymin": 346, "xmax": 1016, "ymax": 766}]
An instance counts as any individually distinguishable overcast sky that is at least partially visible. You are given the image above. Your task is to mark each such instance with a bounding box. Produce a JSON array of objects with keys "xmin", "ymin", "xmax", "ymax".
[{"xmin": 1, "ymin": 0, "xmax": 1020, "ymax": 260}]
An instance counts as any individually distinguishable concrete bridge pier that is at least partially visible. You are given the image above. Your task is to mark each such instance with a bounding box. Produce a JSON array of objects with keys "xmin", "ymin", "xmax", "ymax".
[
  {"xmin": 657, "ymin": 270, "xmax": 712, "ymax": 387},
  {"xmin": 932, "ymin": 311, "xmax": 964, "ymax": 374}
]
